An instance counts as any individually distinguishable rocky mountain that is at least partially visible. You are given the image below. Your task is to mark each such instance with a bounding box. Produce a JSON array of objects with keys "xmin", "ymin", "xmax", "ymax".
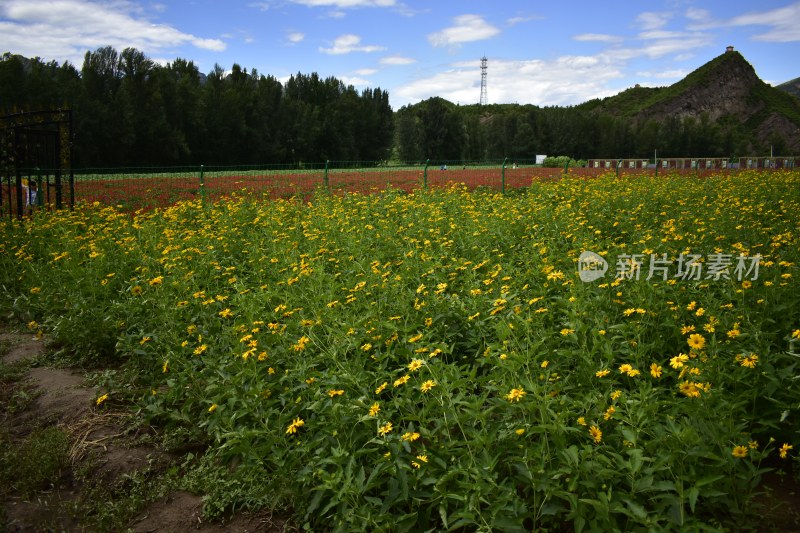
[
  {"xmin": 777, "ymin": 77, "xmax": 800, "ymax": 99},
  {"xmin": 582, "ymin": 50, "xmax": 800, "ymax": 153}
]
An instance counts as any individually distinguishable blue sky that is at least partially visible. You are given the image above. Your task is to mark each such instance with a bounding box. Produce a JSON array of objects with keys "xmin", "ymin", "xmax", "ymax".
[{"xmin": 1, "ymin": 0, "xmax": 799, "ymax": 109}]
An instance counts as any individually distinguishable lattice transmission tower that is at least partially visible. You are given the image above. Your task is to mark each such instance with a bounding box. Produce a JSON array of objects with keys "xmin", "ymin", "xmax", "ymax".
[{"xmin": 479, "ymin": 56, "xmax": 488, "ymax": 105}]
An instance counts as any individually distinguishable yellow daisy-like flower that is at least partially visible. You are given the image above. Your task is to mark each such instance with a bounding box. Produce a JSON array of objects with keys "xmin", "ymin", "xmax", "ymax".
[
  {"xmin": 96, "ymin": 393, "xmax": 109, "ymax": 406},
  {"xmin": 286, "ymin": 417, "xmax": 305, "ymax": 435},
  {"xmin": 560, "ymin": 328, "xmax": 575, "ymax": 336},
  {"xmin": 393, "ymin": 375, "xmax": 410, "ymax": 387},
  {"xmin": 792, "ymin": 329, "xmax": 800, "ymax": 340},
  {"xmin": 408, "ymin": 359, "xmax": 424, "ymax": 372},
  {"xmin": 505, "ymin": 388, "xmax": 526, "ymax": 402},
  {"xmin": 368, "ymin": 402, "xmax": 380, "ymax": 416},
  {"xmin": 618, "ymin": 363, "xmax": 633, "ymax": 374},
  {"xmin": 589, "ymin": 425, "xmax": 602, "ymax": 444},
  {"xmin": 595, "ymin": 369, "xmax": 611, "ymax": 378},
  {"xmin": 610, "ymin": 390, "xmax": 622, "ymax": 401},
  {"xmin": 577, "ymin": 417, "xmax": 587, "ymax": 426},
  {"xmin": 416, "ymin": 454, "xmax": 428, "ymax": 463},
  {"xmin": 375, "ymin": 382, "xmax": 388, "ymax": 394},
  {"xmin": 739, "ymin": 354, "xmax": 758, "ymax": 368},
  {"xmin": 540, "ymin": 360, "xmax": 549, "ymax": 368},
  {"xmin": 208, "ymin": 403, "xmax": 218, "ymax": 413},
  {"xmin": 515, "ymin": 428, "xmax": 525, "ymax": 435},
  {"xmin": 731, "ymin": 445, "xmax": 748, "ymax": 458},
  {"xmin": 378, "ymin": 422, "xmax": 393, "ymax": 436},
  {"xmin": 687, "ymin": 333, "xmax": 706, "ymax": 351},
  {"xmin": 779, "ymin": 443, "xmax": 793, "ymax": 459},
  {"xmin": 327, "ymin": 389, "xmax": 344, "ymax": 398},
  {"xmin": 218, "ymin": 308, "xmax": 233, "ymax": 318},
  {"xmin": 130, "ymin": 285, "xmax": 143, "ymax": 296},
  {"xmin": 650, "ymin": 363, "xmax": 663, "ymax": 378},
  {"xmin": 420, "ymin": 380, "xmax": 436, "ymax": 393},
  {"xmin": 670, "ymin": 353, "xmax": 689, "ymax": 369},
  {"xmin": 401, "ymin": 432, "xmax": 420, "ymax": 442},
  {"xmin": 603, "ymin": 406, "xmax": 615, "ymax": 420},
  {"xmin": 149, "ymin": 276, "xmax": 163, "ymax": 286}
]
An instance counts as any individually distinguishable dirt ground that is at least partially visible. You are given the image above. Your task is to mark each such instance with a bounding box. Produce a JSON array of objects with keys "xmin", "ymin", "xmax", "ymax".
[{"xmin": 0, "ymin": 327, "xmax": 286, "ymax": 533}]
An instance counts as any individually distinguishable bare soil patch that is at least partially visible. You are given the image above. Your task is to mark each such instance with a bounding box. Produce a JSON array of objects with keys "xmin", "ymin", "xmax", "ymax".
[{"xmin": 0, "ymin": 326, "xmax": 286, "ymax": 532}]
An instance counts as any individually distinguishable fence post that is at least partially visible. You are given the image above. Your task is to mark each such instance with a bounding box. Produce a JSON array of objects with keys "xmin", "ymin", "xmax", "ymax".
[
  {"xmin": 199, "ymin": 164, "xmax": 206, "ymax": 206},
  {"xmin": 324, "ymin": 159, "xmax": 330, "ymax": 192},
  {"xmin": 655, "ymin": 160, "xmax": 659, "ymax": 178},
  {"xmin": 35, "ymin": 167, "xmax": 43, "ymax": 207},
  {"xmin": 616, "ymin": 159, "xmax": 622, "ymax": 178},
  {"xmin": 501, "ymin": 157, "xmax": 508, "ymax": 194},
  {"xmin": 423, "ymin": 159, "xmax": 430, "ymax": 189}
]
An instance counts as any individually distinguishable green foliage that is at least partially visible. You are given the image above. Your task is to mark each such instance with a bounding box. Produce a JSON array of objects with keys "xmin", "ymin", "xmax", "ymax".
[
  {"xmin": 1, "ymin": 171, "xmax": 799, "ymax": 530},
  {"xmin": 0, "ymin": 427, "xmax": 71, "ymax": 497},
  {"xmin": 542, "ymin": 155, "xmax": 585, "ymax": 168}
]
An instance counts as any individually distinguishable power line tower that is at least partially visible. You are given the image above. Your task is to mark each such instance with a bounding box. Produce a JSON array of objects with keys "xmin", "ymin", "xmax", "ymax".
[{"xmin": 479, "ymin": 56, "xmax": 488, "ymax": 105}]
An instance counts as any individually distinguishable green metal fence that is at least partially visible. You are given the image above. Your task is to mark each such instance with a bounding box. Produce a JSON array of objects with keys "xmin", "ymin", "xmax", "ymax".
[{"xmin": 3, "ymin": 157, "xmax": 798, "ymax": 217}]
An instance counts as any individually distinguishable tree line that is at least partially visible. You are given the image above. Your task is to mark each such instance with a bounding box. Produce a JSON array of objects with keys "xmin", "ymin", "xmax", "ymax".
[
  {"xmin": 1, "ymin": 47, "xmax": 393, "ymax": 167},
  {"xmin": 2, "ymin": 46, "xmax": 782, "ymax": 168},
  {"xmin": 394, "ymin": 97, "xmax": 772, "ymax": 163}
]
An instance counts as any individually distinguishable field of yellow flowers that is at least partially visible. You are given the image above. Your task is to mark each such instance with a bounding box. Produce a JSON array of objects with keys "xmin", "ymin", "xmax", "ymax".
[{"xmin": 2, "ymin": 170, "xmax": 799, "ymax": 531}]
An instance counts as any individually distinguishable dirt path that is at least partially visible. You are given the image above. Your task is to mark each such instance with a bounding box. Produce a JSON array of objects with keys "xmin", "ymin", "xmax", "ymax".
[{"xmin": 0, "ymin": 327, "xmax": 284, "ymax": 532}]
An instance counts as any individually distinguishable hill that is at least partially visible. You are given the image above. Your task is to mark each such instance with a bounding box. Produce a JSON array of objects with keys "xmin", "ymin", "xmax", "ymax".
[
  {"xmin": 777, "ymin": 77, "xmax": 800, "ymax": 99},
  {"xmin": 581, "ymin": 50, "xmax": 800, "ymax": 153}
]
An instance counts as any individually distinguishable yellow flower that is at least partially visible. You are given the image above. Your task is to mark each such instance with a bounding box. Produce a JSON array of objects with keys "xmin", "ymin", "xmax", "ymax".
[
  {"xmin": 401, "ymin": 431, "xmax": 420, "ymax": 442},
  {"xmin": 130, "ymin": 285, "xmax": 143, "ymax": 296},
  {"xmin": 219, "ymin": 308, "xmax": 233, "ymax": 318},
  {"xmin": 30, "ymin": 287, "xmax": 41, "ymax": 294},
  {"xmin": 603, "ymin": 406, "xmax": 616, "ymax": 420},
  {"xmin": 393, "ymin": 375, "xmax": 410, "ymax": 387},
  {"xmin": 368, "ymin": 402, "xmax": 380, "ymax": 416},
  {"xmin": 618, "ymin": 363, "xmax": 633, "ymax": 374},
  {"xmin": 420, "ymin": 380, "xmax": 436, "ymax": 393},
  {"xmin": 378, "ymin": 422, "xmax": 393, "ymax": 436},
  {"xmin": 208, "ymin": 403, "xmax": 218, "ymax": 413},
  {"xmin": 149, "ymin": 276, "xmax": 163, "ymax": 286},
  {"xmin": 540, "ymin": 360, "xmax": 549, "ymax": 368},
  {"xmin": 731, "ymin": 445, "xmax": 748, "ymax": 458},
  {"xmin": 650, "ymin": 363, "xmax": 663, "ymax": 378},
  {"xmin": 595, "ymin": 369, "xmax": 610, "ymax": 378},
  {"xmin": 748, "ymin": 440, "xmax": 759, "ymax": 450},
  {"xmin": 681, "ymin": 325, "xmax": 696, "ymax": 335},
  {"xmin": 610, "ymin": 390, "xmax": 622, "ymax": 401},
  {"xmin": 416, "ymin": 454, "xmax": 428, "ymax": 463},
  {"xmin": 505, "ymin": 388, "xmax": 526, "ymax": 402},
  {"xmin": 193, "ymin": 344, "xmax": 208, "ymax": 355},
  {"xmin": 670, "ymin": 353, "xmax": 689, "ymax": 369},
  {"xmin": 139, "ymin": 336, "xmax": 151, "ymax": 345},
  {"xmin": 589, "ymin": 425, "xmax": 602, "ymax": 444},
  {"xmin": 779, "ymin": 443, "xmax": 793, "ymax": 459},
  {"xmin": 515, "ymin": 428, "xmax": 525, "ymax": 435},
  {"xmin": 408, "ymin": 359, "xmax": 424, "ymax": 372},
  {"xmin": 792, "ymin": 329, "xmax": 800, "ymax": 340},
  {"xmin": 739, "ymin": 354, "xmax": 758, "ymax": 368},
  {"xmin": 687, "ymin": 333, "xmax": 706, "ymax": 351},
  {"xmin": 577, "ymin": 417, "xmax": 586, "ymax": 426},
  {"xmin": 286, "ymin": 417, "xmax": 304, "ymax": 434},
  {"xmin": 162, "ymin": 360, "xmax": 169, "ymax": 373},
  {"xmin": 96, "ymin": 393, "xmax": 109, "ymax": 406},
  {"xmin": 375, "ymin": 382, "xmax": 388, "ymax": 394},
  {"xmin": 560, "ymin": 328, "xmax": 575, "ymax": 336},
  {"xmin": 679, "ymin": 381, "xmax": 701, "ymax": 398},
  {"xmin": 327, "ymin": 389, "xmax": 344, "ymax": 398}
]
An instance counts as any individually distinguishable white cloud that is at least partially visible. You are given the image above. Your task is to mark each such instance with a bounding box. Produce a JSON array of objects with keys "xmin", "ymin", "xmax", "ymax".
[
  {"xmin": 506, "ymin": 15, "xmax": 541, "ymax": 26},
  {"xmin": 248, "ymin": 2, "xmax": 271, "ymax": 11},
  {"xmin": 290, "ymin": 0, "xmax": 395, "ymax": 7},
  {"xmin": 636, "ymin": 68, "xmax": 690, "ymax": 79},
  {"xmin": 380, "ymin": 54, "xmax": 416, "ymax": 65},
  {"xmin": 392, "ymin": 54, "xmax": 622, "ymax": 108},
  {"xmin": 573, "ymin": 33, "xmax": 623, "ymax": 43},
  {"xmin": 287, "ymin": 32, "xmax": 305, "ymax": 44},
  {"xmin": 635, "ymin": 11, "xmax": 673, "ymax": 30},
  {"xmin": 0, "ymin": 0, "xmax": 225, "ymax": 67},
  {"xmin": 339, "ymin": 75, "xmax": 371, "ymax": 86},
  {"xmin": 428, "ymin": 14, "xmax": 500, "ymax": 47},
  {"xmin": 727, "ymin": 2, "xmax": 800, "ymax": 42},
  {"xmin": 319, "ymin": 34, "xmax": 386, "ymax": 54},
  {"xmin": 353, "ymin": 68, "xmax": 377, "ymax": 75},
  {"xmin": 685, "ymin": 8, "xmax": 711, "ymax": 22}
]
